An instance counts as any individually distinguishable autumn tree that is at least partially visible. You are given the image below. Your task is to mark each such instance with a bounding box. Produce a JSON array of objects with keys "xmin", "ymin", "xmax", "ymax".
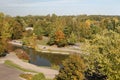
[
  {"xmin": 22, "ymin": 33, "xmax": 37, "ymax": 49},
  {"xmin": 78, "ymin": 22, "xmax": 91, "ymax": 40},
  {"xmin": 0, "ymin": 13, "xmax": 12, "ymax": 54},
  {"xmin": 55, "ymin": 29, "xmax": 67, "ymax": 47},
  {"xmin": 11, "ymin": 19, "xmax": 24, "ymax": 39},
  {"xmin": 56, "ymin": 54, "xmax": 86, "ymax": 80},
  {"xmin": 83, "ymin": 30, "xmax": 120, "ymax": 80}
]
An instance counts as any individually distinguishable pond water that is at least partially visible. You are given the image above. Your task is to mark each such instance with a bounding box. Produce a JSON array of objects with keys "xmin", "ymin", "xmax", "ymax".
[{"xmin": 13, "ymin": 46, "xmax": 69, "ymax": 67}]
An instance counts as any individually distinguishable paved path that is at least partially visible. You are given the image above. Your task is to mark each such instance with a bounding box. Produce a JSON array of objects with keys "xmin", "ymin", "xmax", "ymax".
[
  {"xmin": 0, "ymin": 63, "xmax": 22, "ymax": 80},
  {"xmin": 37, "ymin": 45, "xmax": 82, "ymax": 54},
  {"xmin": 0, "ymin": 53, "xmax": 58, "ymax": 79},
  {"xmin": 9, "ymin": 40, "xmax": 82, "ymax": 55}
]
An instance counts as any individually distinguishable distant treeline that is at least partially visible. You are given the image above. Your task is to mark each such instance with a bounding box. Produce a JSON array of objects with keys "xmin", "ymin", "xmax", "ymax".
[{"xmin": 14, "ymin": 14, "xmax": 120, "ymax": 46}]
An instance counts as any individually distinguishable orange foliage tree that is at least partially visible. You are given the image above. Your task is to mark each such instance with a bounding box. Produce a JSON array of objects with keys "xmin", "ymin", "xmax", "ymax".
[
  {"xmin": 55, "ymin": 29, "xmax": 65, "ymax": 42},
  {"xmin": 55, "ymin": 29, "xmax": 67, "ymax": 47}
]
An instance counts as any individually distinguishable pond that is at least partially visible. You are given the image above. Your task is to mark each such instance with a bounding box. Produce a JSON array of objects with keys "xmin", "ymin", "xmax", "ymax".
[{"xmin": 13, "ymin": 45, "xmax": 69, "ymax": 67}]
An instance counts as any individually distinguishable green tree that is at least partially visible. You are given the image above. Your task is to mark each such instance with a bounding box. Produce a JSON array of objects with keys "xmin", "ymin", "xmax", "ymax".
[
  {"xmin": 63, "ymin": 26, "xmax": 72, "ymax": 37},
  {"xmin": 33, "ymin": 24, "xmax": 43, "ymax": 40},
  {"xmin": 67, "ymin": 32, "xmax": 77, "ymax": 45},
  {"xmin": 90, "ymin": 24, "xmax": 100, "ymax": 34},
  {"xmin": 56, "ymin": 54, "xmax": 86, "ymax": 80},
  {"xmin": 11, "ymin": 19, "xmax": 24, "ymax": 39},
  {"xmin": 47, "ymin": 30, "xmax": 56, "ymax": 45}
]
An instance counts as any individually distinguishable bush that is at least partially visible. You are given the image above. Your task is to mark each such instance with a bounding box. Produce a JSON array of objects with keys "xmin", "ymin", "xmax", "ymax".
[
  {"xmin": 51, "ymin": 64, "xmax": 60, "ymax": 70},
  {"xmin": 0, "ymin": 50, "xmax": 8, "ymax": 57},
  {"xmin": 20, "ymin": 73, "xmax": 33, "ymax": 80},
  {"xmin": 0, "ymin": 52, "xmax": 7, "ymax": 57},
  {"xmin": 15, "ymin": 49, "xmax": 30, "ymax": 60},
  {"xmin": 57, "ymin": 39, "xmax": 67, "ymax": 47},
  {"xmin": 32, "ymin": 73, "xmax": 46, "ymax": 80}
]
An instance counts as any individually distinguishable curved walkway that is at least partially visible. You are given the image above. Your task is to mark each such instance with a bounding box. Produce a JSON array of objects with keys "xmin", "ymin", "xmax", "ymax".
[
  {"xmin": 0, "ymin": 53, "xmax": 58, "ymax": 79},
  {"xmin": 9, "ymin": 40, "xmax": 82, "ymax": 55},
  {"xmin": 0, "ymin": 64, "xmax": 22, "ymax": 80},
  {"xmin": 37, "ymin": 45, "xmax": 82, "ymax": 54}
]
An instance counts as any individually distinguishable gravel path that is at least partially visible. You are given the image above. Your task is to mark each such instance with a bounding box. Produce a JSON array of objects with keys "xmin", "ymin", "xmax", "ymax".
[{"xmin": 0, "ymin": 53, "xmax": 58, "ymax": 79}]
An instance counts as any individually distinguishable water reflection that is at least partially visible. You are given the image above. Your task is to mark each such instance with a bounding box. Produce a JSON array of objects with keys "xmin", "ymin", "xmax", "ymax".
[
  {"xmin": 13, "ymin": 45, "xmax": 68, "ymax": 67},
  {"xmin": 29, "ymin": 52, "xmax": 51, "ymax": 66}
]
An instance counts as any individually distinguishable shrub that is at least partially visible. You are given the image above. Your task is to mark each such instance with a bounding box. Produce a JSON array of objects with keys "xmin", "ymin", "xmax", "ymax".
[
  {"xmin": 32, "ymin": 73, "xmax": 46, "ymax": 80},
  {"xmin": 20, "ymin": 73, "xmax": 33, "ymax": 80},
  {"xmin": 57, "ymin": 39, "xmax": 67, "ymax": 47},
  {"xmin": 15, "ymin": 49, "xmax": 30, "ymax": 60}
]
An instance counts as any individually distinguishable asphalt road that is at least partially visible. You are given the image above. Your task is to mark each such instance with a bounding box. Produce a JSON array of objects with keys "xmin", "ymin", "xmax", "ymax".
[{"xmin": 0, "ymin": 64, "xmax": 22, "ymax": 80}]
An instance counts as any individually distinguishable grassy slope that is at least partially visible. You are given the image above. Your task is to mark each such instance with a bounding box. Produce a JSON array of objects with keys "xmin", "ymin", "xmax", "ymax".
[{"xmin": 4, "ymin": 60, "xmax": 36, "ymax": 73}]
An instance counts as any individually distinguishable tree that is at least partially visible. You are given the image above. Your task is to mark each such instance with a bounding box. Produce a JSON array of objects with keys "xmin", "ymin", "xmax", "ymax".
[
  {"xmin": 83, "ymin": 30, "xmax": 120, "ymax": 80},
  {"xmin": 11, "ymin": 19, "xmax": 24, "ymax": 39},
  {"xmin": 78, "ymin": 22, "xmax": 92, "ymax": 39},
  {"xmin": 55, "ymin": 29, "xmax": 65, "ymax": 43},
  {"xmin": 22, "ymin": 33, "xmax": 37, "ymax": 49},
  {"xmin": 67, "ymin": 32, "xmax": 77, "ymax": 45},
  {"xmin": 33, "ymin": 23, "xmax": 43, "ymax": 40},
  {"xmin": 55, "ymin": 29, "xmax": 67, "ymax": 47},
  {"xmin": 48, "ymin": 29, "xmax": 67, "ymax": 47},
  {"xmin": 0, "ymin": 13, "xmax": 12, "ymax": 54},
  {"xmin": 63, "ymin": 26, "xmax": 72, "ymax": 37},
  {"xmin": 47, "ymin": 30, "xmax": 56, "ymax": 45},
  {"xmin": 56, "ymin": 54, "xmax": 86, "ymax": 80},
  {"xmin": 90, "ymin": 24, "xmax": 100, "ymax": 34}
]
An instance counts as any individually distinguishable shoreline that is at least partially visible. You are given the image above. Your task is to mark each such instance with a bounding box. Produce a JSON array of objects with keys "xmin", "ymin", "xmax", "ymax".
[
  {"xmin": 0, "ymin": 53, "xmax": 58, "ymax": 79},
  {"xmin": 8, "ymin": 41, "xmax": 81, "ymax": 55},
  {"xmin": 36, "ymin": 49, "xmax": 70, "ymax": 55}
]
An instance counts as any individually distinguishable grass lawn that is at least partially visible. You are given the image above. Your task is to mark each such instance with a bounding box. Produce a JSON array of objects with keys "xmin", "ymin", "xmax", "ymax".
[{"xmin": 20, "ymin": 73, "xmax": 52, "ymax": 80}]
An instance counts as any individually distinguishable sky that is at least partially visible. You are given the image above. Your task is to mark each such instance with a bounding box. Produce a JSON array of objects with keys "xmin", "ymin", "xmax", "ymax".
[{"xmin": 0, "ymin": 0, "xmax": 120, "ymax": 16}]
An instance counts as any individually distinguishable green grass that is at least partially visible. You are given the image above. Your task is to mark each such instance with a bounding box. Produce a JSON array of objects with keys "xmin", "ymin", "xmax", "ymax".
[
  {"xmin": 4, "ymin": 60, "xmax": 53, "ymax": 80},
  {"xmin": 4, "ymin": 60, "xmax": 37, "ymax": 73},
  {"xmin": 20, "ymin": 73, "xmax": 53, "ymax": 80},
  {"xmin": 51, "ymin": 64, "xmax": 60, "ymax": 70},
  {"xmin": 20, "ymin": 73, "xmax": 33, "ymax": 80}
]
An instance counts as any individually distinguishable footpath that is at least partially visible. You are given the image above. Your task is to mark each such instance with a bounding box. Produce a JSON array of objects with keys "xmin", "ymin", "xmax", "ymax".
[
  {"xmin": 9, "ymin": 40, "xmax": 82, "ymax": 55},
  {"xmin": 0, "ymin": 53, "xmax": 58, "ymax": 79}
]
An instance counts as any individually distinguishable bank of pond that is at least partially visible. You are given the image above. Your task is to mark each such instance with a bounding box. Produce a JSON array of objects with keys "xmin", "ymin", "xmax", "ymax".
[{"xmin": 13, "ymin": 45, "xmax": 69, "ymax": 68}]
